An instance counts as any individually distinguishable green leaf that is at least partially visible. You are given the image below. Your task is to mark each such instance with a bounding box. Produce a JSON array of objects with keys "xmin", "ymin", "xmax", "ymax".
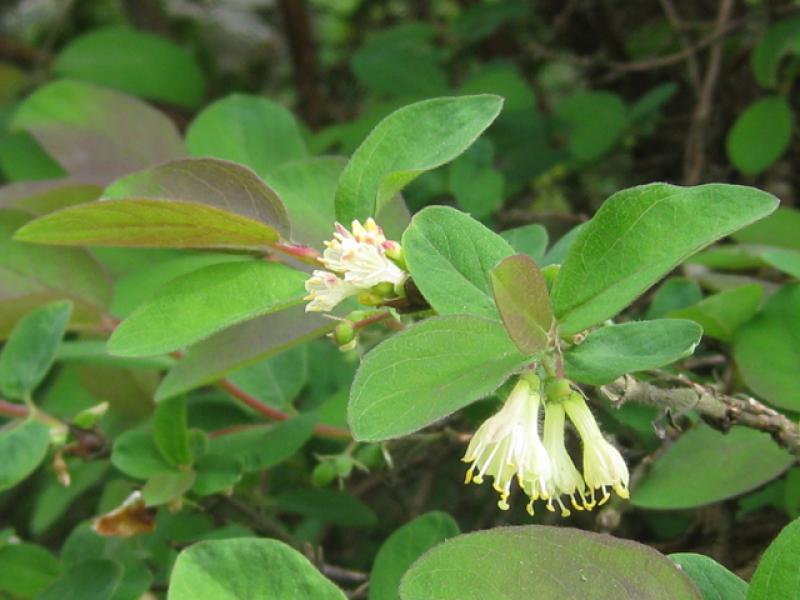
[
  {"xmin": 734, "ymin": 283, "xmax": 800, "ymax": 411},
  {"xmin": 551, "ymin": 183, "xmax": 778, "ymax": 335},
  {"xmin": 272, "ymin": 488, "xmax": 377, "ymax": 527},
  {"xmin": 31, "ymin": 460, "xmax": 109, "ymax": 535},
  {"xmin": 0, "ymin": 300, "xmax": 72, "ymax": 399},
  {"xmin": 448, "ymin": 139, "xmax": 504, "ymax": 218},
  {"xmin": 207, "ymin": 414, "xmax": 317, "ymax": 472},
  {"xmin": 0, "ymin": 419, "xmax": 50, "ymax": 491},
  {"xmin": 142, "ymin": 470, "xmax": 197, "ymax": 506},
  {"xmin": 370, "ymin": 511, "xmax": 460, "ymax": 600},
  {"xmin": 0, "ymin": 180, "xmax": 101, "ymax": 216},
  {"xmin": 349, "ymin": 315, "xmax": 529, "ymax": 441},
  {"xmin": 669, "ymin": 553, "xmax": 747, "ymax": 600},
  {"xmin": 668, "ymin": 285, "xmax": 763, "ymax": 343},
  {"xmin": 399, "ymin": 525, "xmax": 701, "ymax": 600},
  {"xmin": 726, "ymin": 96, "xmax": 793, "ymax": 176},
  {"xmin": 186, "ymin": 94, "xmax": 307, "ymax": 176},
  {"xmin": 732, "ymin": 207, "xmax": 800, "ymax": 250},
  {"xmin": 153, "ymin": 395, "xmax": 192, "ymax": 467},
  {"xmin": 500, "ymin": 224, "xmax": 548, "ymax": 263},
  {"xmin": 403, "ymin": 206, "xmax": 515, "ymax": 319},
  {"xmin": 747, "ymin": 517, "xmax": 800, "ymax": 600},
  {"xmin": 108, "ymin": 261, "xmax": 307, "ymax": 357},
  {"xmin": 38, "ymin": 559, "xmax": 123, "ymax": 600},
  {"xmin": 15, "ymin": 158, "xmax": 290, "ymax": 250},
  {"xmin": 563, "ymin": 319, "xmax": 702, "ymax": 385},
  {"xmin": 167, "ymin": 538, "xmax": 346, "ymax": 600},
  {"xmin": 0, "ymin": 542, "xmax": 61, "ymax": 597},
  {"xmin": 646, "ymin": 278, "xmax": 703, "ymax": 319},
  {"xmin": 335, "ymin": 95, "xmax": 503, "ymax": 223},
  {"xmin": 192, "ymin": 454, "xmax": 243, "ymax": 496},
  {"xmin": 53, "ymin": 26, "xmax": 205, "ymax": 108},
  {"xmin": 751, "ymin": 15, "xmax": 800, "ymax": 88},
  {"xmin": 0, "ymin": 130, "xmax": 65, "ymax": 181},
  {"xmin": 555, "ymin": 91, "xmax": 628, "ymax": 162},
  {"xmin": 489, "ymin": 254, "xmax": 553, "ymax": 355},
  {"xmin": 227, "ymin": 345, "xmax": 308, "ymax": 411},
  {"xmin": 11, "ymin": 79, "xmax": 184, "ymax": 184},
  {"xmin": 633, "ymin": 424, "xmax": 794, "ymax": 510},
  {"xmin": 111, "ymin": 252, "xmax": 251, "ymax": 318},
  {"xmin": 111, "ymin": 429, "xmax": 175, "ymax": 480},
  {"xmin": 156, "ymin": 306, "xmax": 333, "ymax": 401},
  {"xmin": 762, "ymin": 248, "xmax": 800, "ymax": 279}
]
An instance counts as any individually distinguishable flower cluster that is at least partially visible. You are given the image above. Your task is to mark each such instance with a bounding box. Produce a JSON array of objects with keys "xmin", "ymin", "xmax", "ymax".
[
  {"xmin": 463, "ymin": 375, "xmax": 629, "ymax": 516},
  {"xmin": 305, "ymin": 218, "xmax": 407, "ymax": 312}
]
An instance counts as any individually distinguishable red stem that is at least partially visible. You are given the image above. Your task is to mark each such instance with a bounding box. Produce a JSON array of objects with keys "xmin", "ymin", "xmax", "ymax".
[{"xmin": 0, "ymin": 398, "xmax": 28, "ymax": 419}]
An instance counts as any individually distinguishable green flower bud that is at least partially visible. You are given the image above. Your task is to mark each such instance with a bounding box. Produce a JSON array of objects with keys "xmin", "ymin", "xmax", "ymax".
[
  {"xmin": 311, "ymin": 461, "xmax": 337, "ymax": 487},
  {"xmin": 372, "ymin": 281, "xmax": 395, "ymax": 297},
  {"xmin": 334, "ymin": 455, "xmax": 354, "ymax": 478},
  {"xmin": 545, "ymin": 378, "xmax": 572, "ymax": 402},
  {"xmin": 334, "ymin": 321, "xmax": 356, "ymax": 346}
]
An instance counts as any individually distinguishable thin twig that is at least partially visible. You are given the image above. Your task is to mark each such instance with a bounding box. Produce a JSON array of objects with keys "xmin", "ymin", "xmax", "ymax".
[
  {"xmin": 601, "ymin": 374, "xmax": 800, "ymax": 458},
  {"xmin": 658, "ymin": 0, "xmax": 702, "ymax": 94}
]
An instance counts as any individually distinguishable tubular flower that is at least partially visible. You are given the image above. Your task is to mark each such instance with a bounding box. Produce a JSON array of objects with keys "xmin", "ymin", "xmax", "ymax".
[
  {"xmin": 305, "ymin": 218, "xmax": 407, "ymax": 312},
  {"xmin": 563, "ymin": 392, "xmax": 630, "ymax": 507},
  {"xmin": 462, "ymin": 378, "xmax": 552, "ymax": 513},
  {"xmin": 542, "ymin": 401, "xmax": 590, "ymax": 516}
]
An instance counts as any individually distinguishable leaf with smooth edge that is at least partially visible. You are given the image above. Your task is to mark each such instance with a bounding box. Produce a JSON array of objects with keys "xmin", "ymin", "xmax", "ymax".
[
  {"xmin": 153, "ymin": 395, "xmax": 192, "ymax": 466},
  {"xmin": 747, "ymin": 517, "xmax": 800, "ymax": 600},
  {"xmin": 726, "ymin": 96, "xmax": 793, "ymax": 176},
  {"xmin": 266, "ymin": 157, "xmax": 344, "ymax": 247},
  {"xmin": 143, "ymin": 470, "xmax": 197, "ymax": 506},
  {"xmin": 732, "ymin": 207, "xmax": 800, "ymax": 249},
  {"xmin": 500, "ymin": 223, "xmax": 548, "ymax": 262},
  {"xmin": 0, "ymin": 300, "xmax": 73, "ymax": 399},
  {"xmin": 111, "ymin": 429, "xmax": 175, "ymax": 480},
  {"xmin": 53, "ymin": 26, "xmax": 205, "ymax": 108},
  {"xmin": 563, "ymin": 319, "xmax": 702, "ymax": 385},
  {"xmin": 370, "ymin": 512, "xmax": 460, "ymax": 600},
  {"xmin": 192, "ymin": 454, "xmax": 242, "ymax": 496},
  {"xmin": 400, "ymin": 525, "xmax": 701, "ymax": 600},
  {"xmin": 551, "ymin": 183, "xmax": 778, "ymax": 335},
  {"xmin": 752, "ymin": 15, "xmax": 800, "ymax": 88},
  {"xmin": 157, "ymin": 305, "xmax": 333, "ymax": 401},
  {"xmin": 186, "ymin": 94, "xmax": 307, "ymax": 176},
  {"xmin": 633, "ymin": 424, "xmax": 793, "ymax": 510},
  {"xmin": 335, "ymin": 95, "xmax": 503, "ymax": 223},
  {"xmin": 271, "ymin": 489, "xmax": 377, "ymax": 527},
  {"xmin": 403, "ymin": 206, "xmax": 514, "ymax": 319},
  {"xmin": 349, "ymin": 315, "xmax": 530, "ymax": 441},
  {"xmin": 555, "ymin": 91, "xmax": 628, "ymax": 162},
  {"xmin": 0, "ymin": 210, "xmax": 110, "ymax": 338},
  {"xmin": 669, "ymin": 553, "xmax": 747, "ymax": 600},
  {"xmin": 168, "ymin": 538, "xmax": 346, "ymax": 600},
  {"xmin": 763, "ymin": 248, "xmax": 800, "ymax": 279},
  {"xmin": 0, "ymin": 542, "xmax": 62, "ymax": 597},
  {"xmin": 669, "ymin": 285, "xmax": 763, "ymax": 343},
  {"xmin": 207, "ymin": 414, "xmax": 316, "ymax": 472},
  {"xmin": 31, "ymin": 460, "xmax": 109, "ymax": 535},
  {"xmin": 734, "ymin": 283, "xmax": 800, "ymax": 411},
  {"xmin": 108, "ymin": 261, "xmax": 307, "ymax": 357},
  {"xmin": 11, "ymin": 80, "xmax": 184, "ymax": 184},
  {"xmin": 38, "ymin": 559, "xmax": 122, "ymax": 600},
  {"xmin": 490, "ymin": 254, "xmax": 553, "ymax": 355},
  {"xmin": 0, "ymin": 180, "xmax": 101, "ymax": 215},
  {"xmin": 646, "ymin": 278, "xmax": 703, "ymax": 319},
  {"xmin": 0, "ymin": 419, "xmax": 50, "ymax": 491}
]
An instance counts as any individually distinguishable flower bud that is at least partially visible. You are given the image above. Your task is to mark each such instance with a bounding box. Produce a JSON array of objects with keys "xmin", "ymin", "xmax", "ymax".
[{"xmin": 545, "ymin": 378, "xmax": 572, "ymax": 402}]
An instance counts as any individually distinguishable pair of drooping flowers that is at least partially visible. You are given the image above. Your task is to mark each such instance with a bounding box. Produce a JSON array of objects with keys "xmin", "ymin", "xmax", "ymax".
[{"xmin": 305, "ymin": 219, "xmax": 629, "ymax": 516}]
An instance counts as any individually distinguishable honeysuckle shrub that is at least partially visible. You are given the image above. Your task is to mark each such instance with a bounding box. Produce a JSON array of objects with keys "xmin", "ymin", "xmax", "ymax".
[{"xmin": 2, "ymin": 6, "xmax": 800, "ymax": 600}]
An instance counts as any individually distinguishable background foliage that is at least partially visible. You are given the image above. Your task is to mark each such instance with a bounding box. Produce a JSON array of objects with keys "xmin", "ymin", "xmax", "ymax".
[{"xmin": 1, "ymin": 0, "xmax": 800, "ymax": 598}]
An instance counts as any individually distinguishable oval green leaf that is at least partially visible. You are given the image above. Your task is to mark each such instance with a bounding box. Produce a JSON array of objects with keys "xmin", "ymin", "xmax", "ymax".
[
  {"xmin": 153, "ymin": 395, "xmax": 192, "ymax": 466},
  {"xmin": 747, "ymin": 517, "xmax": 800, "ymax": 600},
  {"xmin": 668, "ymin": 284, "xmax": 763, "ymax": 343},
  {"xmin": 335, "ymin": 95, "xmax": 503, "ymax": 223},
  {"xmin": 53, "ymin": 26, "xmax": 205, "ymax": 108},
  {"xmin": 403, "ymin": 206, "xmax": 515, "ymax": 319},
  {"xmin": 0, "ymin": 542, "xmax": 62, "ymax": 597},
  {"xmin": 726, "ymin": 96, "xmax": 793, "ymax": 176},
  {"xmin": 349, "ymin": 315, "xmax": 530, "ymax": 441},
  {"xmin": 108, "ymin": 261, "xmax": 307, "ymax": 357},
  {"xmin": 551, "ymin": 183, "xmax": 778, "ymax": 335},
  {"xmin": 0, "ymin": 300, "xmax": 73, "ymax": 399},
  {"xmin": 669, "ymin": 553, "xmax": 747, "ymax": 600},
  {"xmin": 370, "ymin": 511, "xmax": 460, "ymax": 600},
  {"xmin": 563, "ymin": 319, "xmax": 702, "ymax": 386},
  {"xmin": 399, "ymin": 525, "xmax": 701, "ymax": 600},
  {"xmin": 186, "ymin": 94, "xmax": 307, "ymax": 176},
  {"xmin": 0, "ymin": 419, "xmax": 50, "ymax": 491},
  {"xmin": 168, "ymin": 538, "xmax": 346, "ymax": 600},
  {"xmin": 734, "ymin": 283, "xmax": 800, "ymax": 411},
  {"xmin": 38, "ymin": 559, "xmax": 122, "ymax": 600},
  {"xmin": 633, "ymin": 424, "xmax": 794, "ymax": 510}
]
